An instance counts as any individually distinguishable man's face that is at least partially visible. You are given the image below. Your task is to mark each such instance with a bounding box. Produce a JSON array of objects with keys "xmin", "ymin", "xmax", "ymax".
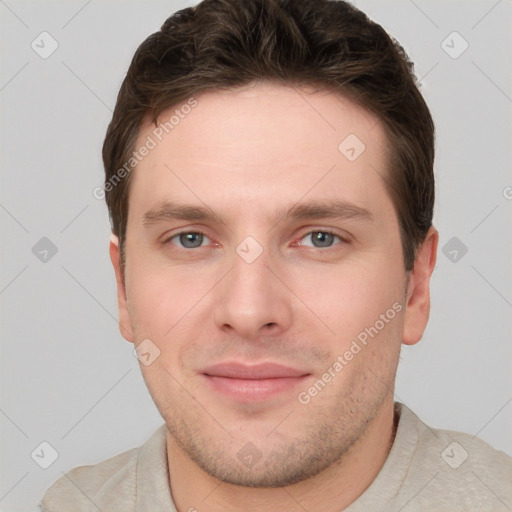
[{"xmin": 114, "ymin": 82, "xmax": 417, "ymax": 486}]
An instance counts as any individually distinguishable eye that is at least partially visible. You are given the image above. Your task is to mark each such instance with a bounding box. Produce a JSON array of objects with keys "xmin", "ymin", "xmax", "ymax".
[
  {"xmin": 298, "ymin": 230, "xmax": 344, "ymax": 249},
  {"xmin": 165, "ymin": 231, "xmax": 211, "ymax": 249},
  {"xmin": 162, "ymin": 229, "xmax": 346, "ymax": 251}
]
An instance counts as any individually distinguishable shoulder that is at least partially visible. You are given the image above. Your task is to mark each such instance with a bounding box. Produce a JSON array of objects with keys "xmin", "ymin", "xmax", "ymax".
[
  {"xmin": 40, "ymin": 447, "xmax": 139, "ymax": 512},
  {"xmin": 407, "ymin": 404, "xmax": 512, "ymax": 474},
  {"xmin": 40, "ymin": 424, "xmax": 177, "ymax": 512},
  {"xmin": 400, "ymin": 404, "xmax": 512, "ymax": 510},
  {"xmin": 38, "ymin": 425, "xmax": 170, "ymax": 512}
]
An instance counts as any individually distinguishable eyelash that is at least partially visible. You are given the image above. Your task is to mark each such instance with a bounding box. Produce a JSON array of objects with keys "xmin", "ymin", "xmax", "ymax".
[{"xmin": 161, "ymin": 229, "xmax": 348, "ymax": 250}]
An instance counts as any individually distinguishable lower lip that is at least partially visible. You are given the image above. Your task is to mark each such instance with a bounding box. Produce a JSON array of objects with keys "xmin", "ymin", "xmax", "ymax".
[{"xmin": 202, "ymin": 374, "xmax": 309, "ymax": 402}]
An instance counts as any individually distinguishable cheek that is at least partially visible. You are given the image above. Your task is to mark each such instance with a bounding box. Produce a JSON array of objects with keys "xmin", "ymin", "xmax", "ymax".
[
  {"xmin": 125, "ymin": 257, "xmax": 214, "ymax": 340},
  {"xmin": 125, "ymin": 263, "xmax": 174, "ymax": 338},
  {"xmin": 296, "ymin": 257, "xmax": 404, "ymax": 340}
]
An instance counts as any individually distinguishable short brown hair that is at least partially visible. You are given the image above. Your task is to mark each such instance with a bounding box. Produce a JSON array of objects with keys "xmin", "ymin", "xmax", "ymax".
[{"xmin": 102, "ymin": 0, "xmax": 435, "ymax": 273}]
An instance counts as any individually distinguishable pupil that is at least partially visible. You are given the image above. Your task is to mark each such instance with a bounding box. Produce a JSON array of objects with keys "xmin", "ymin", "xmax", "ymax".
[
  {"xmin": 313, "ymin": 232, "xmax": 333, "ymax": 247},
  {"xmin": 181, "ymin": 232, "xmax": 202, "ymax": 248}
]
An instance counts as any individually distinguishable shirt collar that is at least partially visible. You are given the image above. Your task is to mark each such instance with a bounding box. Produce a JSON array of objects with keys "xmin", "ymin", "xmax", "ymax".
[{"xmin": 135, "ymin": 424, "xmax": 177, "ymax": 512}]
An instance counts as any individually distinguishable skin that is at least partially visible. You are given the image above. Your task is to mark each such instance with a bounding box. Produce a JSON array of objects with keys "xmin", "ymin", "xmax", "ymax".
[{"xmin": 110, "ymin": 81, "xmax": 438, "ymax": 512}]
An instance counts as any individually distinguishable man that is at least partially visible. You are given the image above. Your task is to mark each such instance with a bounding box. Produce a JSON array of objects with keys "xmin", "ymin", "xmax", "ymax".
[{"xmin": 40, "ymin": 0, "xmax": 511, "ymax": 510}]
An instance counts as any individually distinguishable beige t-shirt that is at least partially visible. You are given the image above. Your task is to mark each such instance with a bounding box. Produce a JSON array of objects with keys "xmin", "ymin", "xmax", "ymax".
[{"xmin": 40, "ymin": 403, "xmax": 512, "ymax": 511}]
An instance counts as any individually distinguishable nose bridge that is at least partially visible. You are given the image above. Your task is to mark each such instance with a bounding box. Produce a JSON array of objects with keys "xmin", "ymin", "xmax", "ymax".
[
  {"xmin": 230, "ymin": 246, "xmax": 270, "ymax": 300},
  {"xmin": 213, "ymin": 237, "xmax": 292, "ymax": 337},
  {"xmin": 227, "ymin": 242, "xmax": 275, "ymax": 314}
]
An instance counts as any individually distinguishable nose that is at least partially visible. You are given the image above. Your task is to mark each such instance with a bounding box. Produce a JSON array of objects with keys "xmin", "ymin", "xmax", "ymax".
[{"xmin": 212, "ymin": 244, "xmax": 293, "ymax": 341}]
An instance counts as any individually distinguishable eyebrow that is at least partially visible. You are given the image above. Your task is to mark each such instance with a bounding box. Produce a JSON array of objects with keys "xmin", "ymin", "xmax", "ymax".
[{"xmin": 142, "ymin": 199, "xmax": 373, "ymax": 226}]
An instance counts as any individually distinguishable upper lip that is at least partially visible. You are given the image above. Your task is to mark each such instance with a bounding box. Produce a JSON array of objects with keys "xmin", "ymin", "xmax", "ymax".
[{"xmin": 201, "ymin": 362, "xmax": 310, "ymax": 379}]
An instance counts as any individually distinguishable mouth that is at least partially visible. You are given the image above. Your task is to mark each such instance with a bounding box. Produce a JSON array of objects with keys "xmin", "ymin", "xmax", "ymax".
[{"xmin": 200, "ymin": 362, "xmax": 311, "ymax": 402}]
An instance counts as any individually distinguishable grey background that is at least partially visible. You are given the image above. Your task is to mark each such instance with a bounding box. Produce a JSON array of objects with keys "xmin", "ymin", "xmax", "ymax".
[{"xmin": 1, "ymin": 1, "xmax": 511, "ymax": 510}]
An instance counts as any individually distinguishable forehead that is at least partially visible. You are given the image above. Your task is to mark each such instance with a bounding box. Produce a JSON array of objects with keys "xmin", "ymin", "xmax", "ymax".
[{"xmin": 129, "ymin": 82, "xmax": 393, "ymax": 223}]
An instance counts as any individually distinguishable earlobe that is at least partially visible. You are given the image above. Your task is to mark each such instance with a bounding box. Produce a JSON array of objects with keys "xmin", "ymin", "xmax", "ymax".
[
  {"xmin": 402, "ymin": 227, "xmax": 439, "ymax": 346},
  {"xmin": 109, "ymin": 234, "xmax": 135, "ymax": 343}
]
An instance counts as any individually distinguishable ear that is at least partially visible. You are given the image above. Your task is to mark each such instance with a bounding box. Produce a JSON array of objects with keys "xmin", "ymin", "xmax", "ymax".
[
  {"xmin": 109, "ymin": 234, "xmax": 135, "ymax": 343},
  {"xmin": 402, "ymin": 226, "xmax": 438, "ymax": 346}
]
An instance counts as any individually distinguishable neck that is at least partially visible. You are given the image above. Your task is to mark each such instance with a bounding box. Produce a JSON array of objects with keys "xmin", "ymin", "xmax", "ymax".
[{"xmin": 167, "ymin": 398, "xmax": 397, "ymax": 512}]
